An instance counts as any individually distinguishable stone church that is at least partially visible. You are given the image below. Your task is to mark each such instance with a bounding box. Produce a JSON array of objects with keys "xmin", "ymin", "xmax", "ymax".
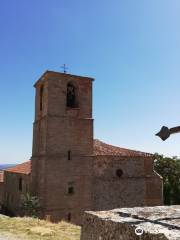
[{"xmin": 0, "ymin": 71, "xmax": 162, "ymax": 224}]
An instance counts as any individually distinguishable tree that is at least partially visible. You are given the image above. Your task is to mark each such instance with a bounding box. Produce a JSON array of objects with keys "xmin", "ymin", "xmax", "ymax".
[
  {"xmin": 154, "ymin": 153, "xmax": 180, "ymax": 205},
  {"xmin": 20, "ymin": 193, "xmax": 41, "ymax": 217}
]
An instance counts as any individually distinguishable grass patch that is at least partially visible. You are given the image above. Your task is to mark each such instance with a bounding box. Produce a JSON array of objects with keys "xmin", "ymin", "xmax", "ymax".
[{"xmin": 0, "ymin": 215, "xmax": 81, "ymax": 240}]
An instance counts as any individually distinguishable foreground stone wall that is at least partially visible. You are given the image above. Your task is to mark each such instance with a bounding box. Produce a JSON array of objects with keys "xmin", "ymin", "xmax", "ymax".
[{"xmin": 81, "ymin": 206, "xmax": 180, "ymax": 240}]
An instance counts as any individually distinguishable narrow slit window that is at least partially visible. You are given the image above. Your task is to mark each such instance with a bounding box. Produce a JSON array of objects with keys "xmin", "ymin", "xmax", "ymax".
[
  {"xmin": 68, "ymin": 150, "xmax": 71, "ymax": 160},
  {"xmin": 40, "ymin": 85, "xmax": 44, "ymax": 111},
  {"xmin": 68, "ymin": 186, "xmax": 74, "ymax": 195},
  {"xmin": 6, "ymin": 193, "xmax": 9, "ymax": 203},
  {"xmin": 19, "ymin": 177, "xmax": 23, "ymax": 191},
  {"xmin": 67, "ymin": 213, "xmax": 71, "ymax": 222}
]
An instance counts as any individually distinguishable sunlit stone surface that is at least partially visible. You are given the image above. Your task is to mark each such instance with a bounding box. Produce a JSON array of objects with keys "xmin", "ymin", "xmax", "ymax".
[{"xmin": 81, "ymin": 206, "xmax": 180, "ymax": 240}]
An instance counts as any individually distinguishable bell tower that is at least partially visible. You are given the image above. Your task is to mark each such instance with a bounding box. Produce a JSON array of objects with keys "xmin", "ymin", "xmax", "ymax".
[{"xmin": 31, "ymin": 71, "xmax": 94, "ymax": 224}]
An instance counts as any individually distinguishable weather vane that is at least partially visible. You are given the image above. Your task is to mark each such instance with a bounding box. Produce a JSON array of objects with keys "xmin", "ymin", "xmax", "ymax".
[
  {"xmin": 61, "ymin": 64, "xmax": 68, "ymax": 73},
  {"xmin": 156, "ymin": 125, "xmax": 180, "ymax": 141}
]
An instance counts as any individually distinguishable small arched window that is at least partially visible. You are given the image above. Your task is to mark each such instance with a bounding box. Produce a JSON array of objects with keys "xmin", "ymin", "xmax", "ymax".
[
  {"xmin": 116, "ymin": 169, "xmax": 123, "ymax": 178},
  {"xmin": 67, "ymin": 83, "xmax": 77, "ymax": 108},
  {"xmin": 40, "ymin": 85, "xmax": 44, "ymax": 111},
  {"xmin": 68, "ymin": 186, "xmax": 74, "ymax": 195}
]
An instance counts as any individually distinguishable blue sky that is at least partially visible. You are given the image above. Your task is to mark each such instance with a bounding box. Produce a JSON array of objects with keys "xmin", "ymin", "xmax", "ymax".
[{"xmin": 0, "ymin": 0, "xmax": 180, "ymax": 164}]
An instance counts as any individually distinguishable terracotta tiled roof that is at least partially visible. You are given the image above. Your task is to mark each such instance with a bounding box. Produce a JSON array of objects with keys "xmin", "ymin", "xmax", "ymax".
[
  {"xmin": 5, "ymin": 161, "xmax": 31, "ymax": 175},
  {"xmin": 93, "ymin": 139, "xmax": 152, "ymax": 157},
  {"xmin": 0, "ymin": 171, "xmax": 4, "ymax": 183}
]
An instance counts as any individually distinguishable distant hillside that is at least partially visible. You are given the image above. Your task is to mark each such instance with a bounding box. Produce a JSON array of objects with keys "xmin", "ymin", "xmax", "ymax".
[{"xmin": 0, "ymin": 164, "xmax": 16, "ymax": 170}]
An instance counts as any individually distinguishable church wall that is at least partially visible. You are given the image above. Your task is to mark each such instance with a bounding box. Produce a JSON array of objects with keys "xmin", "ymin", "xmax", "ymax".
[
  {"xmin": 145, "ymin": 172, "xmax": 163, "ymax": 206},
  {"xmin": 45, "ymin": 72, "xmax": 93, "ymax": 119},
  {"xmin": 3, "ymin": 172, "xmax": 30, "ymax": 215},
  {"xmin": 42, "ymin": 155, "xmax": 93, "ymax": 224},
  {"xmin": 32, "ymin": 117, "xmax": 47, "ymax": 156},
  {"xmin": 46, "ymin": 116, "xmax": 93, "ymax": 155},
  {"xmin": 31, "ymin": 156, "xmax": 46, "ymax": 209},
  {"xmin": 31, "ymin": 116, "xmax": 48, "ymax": 198},
  {"xmin": 0, "ymin": 183, "xmax": 4, "ymax": 207},
  {"xmin": 44, "ymin": 208, "xmax": 89, "ymax": 225},
  {"xmin": 145, "ymin": 174, "xmax": 163, "ymax": 206},
  {"xmin": 93, "ymin": 155, "xmax": 162, "ymax": 211},
  {"xmin": 143, "ymin": 157, "xmax": 163, "ymax": 205},
  {"xmin": 31, "ymin": 72, "xmax": 94, "ymax": 224}
]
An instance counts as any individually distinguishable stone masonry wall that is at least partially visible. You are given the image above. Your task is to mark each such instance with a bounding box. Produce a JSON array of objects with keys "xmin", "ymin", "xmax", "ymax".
[
  {"xmin": 0, "ymin": 183, "xmax": 4, "ymax": 206},
  {"xmin": 81, "ymin": 206, "xmax": 180, "ymax": 240},
  {"xmin": 43, "ymin": 155, "xmax": 93, "ymax": 224},
  {"xmin": 31, "ymin": 72, "xmax": 94, "ymax": 225},
  {"xmin": 93, "ymin": 156, "xmax": 163, "ymax": 211},
  {"xmin": 3, "ymin": 172, "xmax": 30, "ymax": 215}
]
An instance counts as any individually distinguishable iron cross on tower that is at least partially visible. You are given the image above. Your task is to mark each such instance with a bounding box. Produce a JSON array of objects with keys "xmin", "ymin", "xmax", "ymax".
[
  {"xmin": 156, "ymin": 125, "xmax": 180, "ymax": 141},
  {"xmin": 61, "ymin": 64, "xmax": 68, "ymax": 73}
]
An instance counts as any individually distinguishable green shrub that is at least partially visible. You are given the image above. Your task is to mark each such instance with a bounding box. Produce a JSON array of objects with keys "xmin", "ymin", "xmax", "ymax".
[
  {"xmin": 20, "ymin": 193, "xmax": 41, "ymax": 217},
  {"xmin": 154, "ymin": 153, "xmax": 180, "ymax": 205}
]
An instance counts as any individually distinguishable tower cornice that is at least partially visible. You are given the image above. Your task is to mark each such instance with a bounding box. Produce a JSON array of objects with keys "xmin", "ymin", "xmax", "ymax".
[{"xmin": 34, "ymin": 70, "xmax": 95, "ymax": 88}]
